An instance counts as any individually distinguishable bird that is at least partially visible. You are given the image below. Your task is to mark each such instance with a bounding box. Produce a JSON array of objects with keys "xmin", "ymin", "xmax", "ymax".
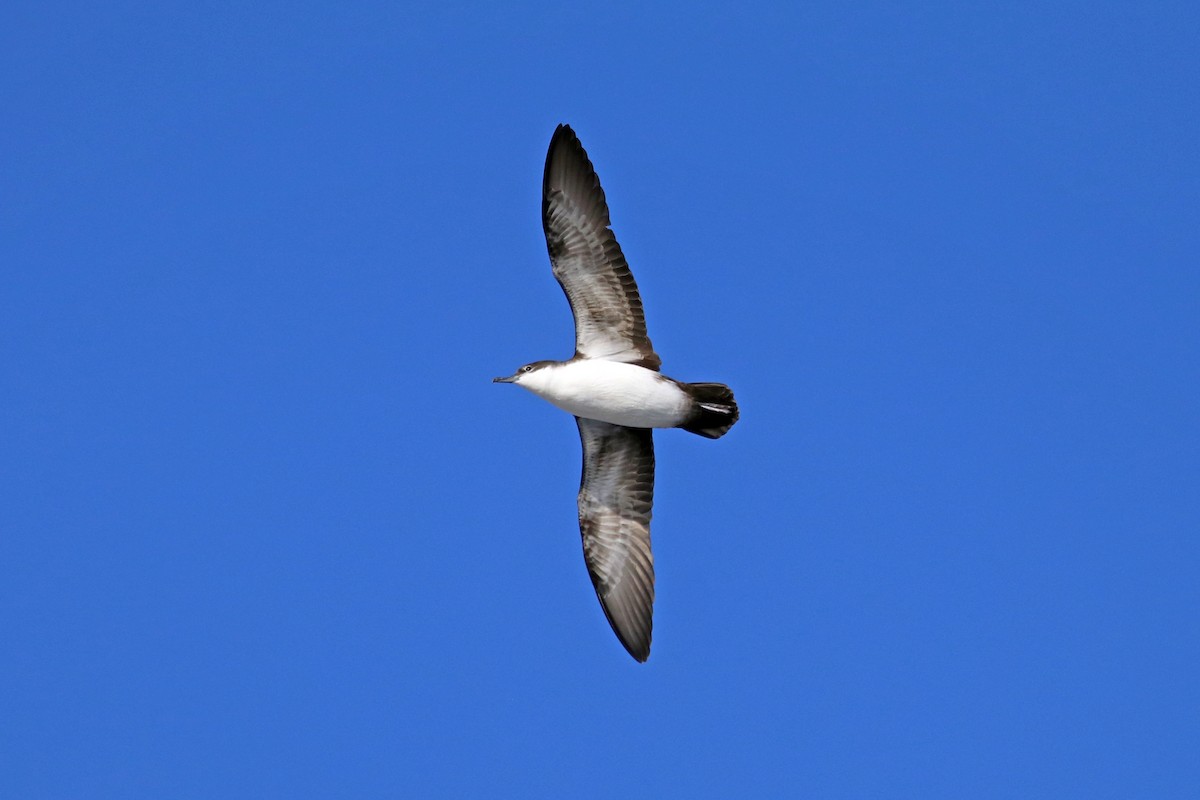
[{"xmin": 494, "ymin": 124, "xmax": 738, "ymax": 662}]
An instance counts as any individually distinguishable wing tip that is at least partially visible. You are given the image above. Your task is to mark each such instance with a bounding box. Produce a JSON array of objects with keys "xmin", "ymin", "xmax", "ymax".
[
  {"xmin": 544, "ymin": 123, "xmax": 586, "ymax": 192},
  {"xmin": 596, "ymin": 594, "xmax": 653, "ymax": 663},
  {"xmin": 551, "ymin": 122, "xmax": 576, "ymax": 144},
  {"xmin": 612, "ymin": 618, "xmax": 652, "ymax": 663}
]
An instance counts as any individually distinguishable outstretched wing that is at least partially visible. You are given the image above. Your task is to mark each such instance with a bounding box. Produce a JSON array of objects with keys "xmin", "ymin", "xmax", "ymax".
[
  {"xmin": 543, "ymin": 125, "xmax": 661, "ymax": 370},
  {"xmin": 575, "ymin": 417, "xmax": 656, "ymax": 662}
]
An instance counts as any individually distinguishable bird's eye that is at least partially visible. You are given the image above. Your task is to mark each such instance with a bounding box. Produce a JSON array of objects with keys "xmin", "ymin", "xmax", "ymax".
[{"xmin": 523, "ymin": 365, "xmax": 533, "ymax": 372}]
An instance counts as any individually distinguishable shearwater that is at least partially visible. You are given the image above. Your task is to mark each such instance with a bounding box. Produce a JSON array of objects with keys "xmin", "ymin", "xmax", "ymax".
[{"xmin": 494, "ymin": 124, "xmax": 739, "ymax": 662}]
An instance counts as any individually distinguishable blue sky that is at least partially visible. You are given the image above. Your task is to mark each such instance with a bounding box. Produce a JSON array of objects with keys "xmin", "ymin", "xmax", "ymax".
[{"xmin": 2, "ymin": 2, "xmax": 1197, "ymax": 797}]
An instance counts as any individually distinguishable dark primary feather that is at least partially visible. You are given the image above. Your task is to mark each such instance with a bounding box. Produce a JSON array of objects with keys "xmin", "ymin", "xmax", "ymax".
[
  {"xmin": 542, "ymin": 125, "xmax": 661, "ymax": 371},
  {"xmin": 575, "ymin": 417, "xmax": 656, "ymax": 662}
]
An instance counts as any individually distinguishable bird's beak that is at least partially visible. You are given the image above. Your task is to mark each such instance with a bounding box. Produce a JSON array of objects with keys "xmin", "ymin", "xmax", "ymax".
[{"xmin": 493, "ymin": 374, "xmax": 517, "ymax": 384}]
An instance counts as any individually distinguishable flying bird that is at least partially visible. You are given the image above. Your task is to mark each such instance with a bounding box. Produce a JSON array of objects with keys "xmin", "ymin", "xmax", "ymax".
[{"xmin": 494, "ymin": 125, "xmax": 739, "ymax": 662}]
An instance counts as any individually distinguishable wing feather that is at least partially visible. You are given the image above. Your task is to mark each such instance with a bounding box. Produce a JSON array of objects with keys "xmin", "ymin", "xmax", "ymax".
[
  {"xmin": 543, "ymin": 125, "xmax": 661, "ymax": 370},
  {"xmin": 575, "ymin": 417, "xmax": 656, "ymax": 662}
]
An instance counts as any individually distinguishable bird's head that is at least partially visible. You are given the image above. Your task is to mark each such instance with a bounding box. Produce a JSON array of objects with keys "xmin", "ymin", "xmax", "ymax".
[{"xmin": 493, "ymin": 360, "xmax": 557, "ymax": 388}]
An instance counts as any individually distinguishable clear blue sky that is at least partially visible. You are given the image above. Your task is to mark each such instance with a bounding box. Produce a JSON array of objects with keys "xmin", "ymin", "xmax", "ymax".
[{"xmin": 3, "ymin": 2, "xmax": 1197, "ymax": 797}]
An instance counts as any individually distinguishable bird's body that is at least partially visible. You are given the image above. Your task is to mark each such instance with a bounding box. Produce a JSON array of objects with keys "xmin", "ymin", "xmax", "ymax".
[
  {"xmin": 513, "ymin": 359, "xmax": 690, "ymax": 429},
  {"xmin": 495, "ymin": 124, "xmax": 738, "ymax": 662}
]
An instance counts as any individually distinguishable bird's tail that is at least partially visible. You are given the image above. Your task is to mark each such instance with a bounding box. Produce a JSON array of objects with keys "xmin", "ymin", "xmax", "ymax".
[{"xmin": 679, "ymin": 383, "xmax": 739, "ymax": 439}]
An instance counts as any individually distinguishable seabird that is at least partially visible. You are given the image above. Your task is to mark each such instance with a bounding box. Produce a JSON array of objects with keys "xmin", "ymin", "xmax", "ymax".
[{"xmin": 494, "ymin": 124, "xmax": 739, "ymax": 662}]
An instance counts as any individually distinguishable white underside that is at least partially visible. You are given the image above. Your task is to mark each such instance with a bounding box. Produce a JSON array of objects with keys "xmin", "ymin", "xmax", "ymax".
[{"xmin": 516, "ymin": 359, "xmax": 689, "ymax": 428}]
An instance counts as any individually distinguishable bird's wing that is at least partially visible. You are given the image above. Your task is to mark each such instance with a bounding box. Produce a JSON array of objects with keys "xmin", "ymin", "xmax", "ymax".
[
  {"xmin": 575, "ymin": 417, "xmax": 656, "ymax": 662},
  {"xmin": 543, "ymin": 125, "xmax": 661, "ymax": 371}
]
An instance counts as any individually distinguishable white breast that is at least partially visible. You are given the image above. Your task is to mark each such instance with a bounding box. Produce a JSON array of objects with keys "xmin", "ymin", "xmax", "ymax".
[{"xmin": 519, "ymin": 360, "xmax": 689, "ymax": 428}]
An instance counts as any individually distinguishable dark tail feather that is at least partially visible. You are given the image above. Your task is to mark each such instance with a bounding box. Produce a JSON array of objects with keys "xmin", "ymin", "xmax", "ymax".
[{"xmin": 679, "ymin": 383, "xmax": 739, "ymax": 439}]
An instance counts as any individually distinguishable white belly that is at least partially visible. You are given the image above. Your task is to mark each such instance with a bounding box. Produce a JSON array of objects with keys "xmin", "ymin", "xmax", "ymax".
[{"xmin": 523, "ymin": 360, "xmax": 689, "ymax": 428}]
